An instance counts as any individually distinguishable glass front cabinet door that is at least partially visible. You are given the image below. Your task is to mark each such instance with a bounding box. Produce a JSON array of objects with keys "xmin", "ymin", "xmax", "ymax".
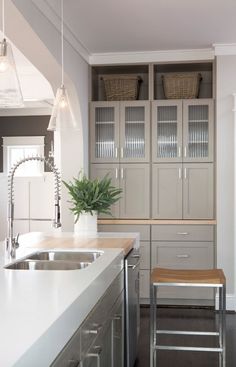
[
  {"xmin": 152, "ymin": 100, "xmax": 183, "ymax": 162},
  {"xmin": 183, "ymin": 99, "xmax": 214, "ymax": 163},
  {"xmin": 119, "ymin": 101, "xmax": 150, "ymax": 162},
  {"xmin": 152, "ymin": 99, "xmax": 214, "ymax": 163},
  {"xmin": 90, "ymin": 102, "xmax": 120, "ymax": 163},
  {"xmin": 90, "ymin": 101, "xmax": 150, "ymax": 163}
]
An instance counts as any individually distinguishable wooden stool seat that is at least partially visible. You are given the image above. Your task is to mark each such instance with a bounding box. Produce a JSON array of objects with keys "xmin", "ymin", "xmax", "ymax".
[{"xmin": 151, "ymin": 267, "xmax": 226, "ymax": 285}]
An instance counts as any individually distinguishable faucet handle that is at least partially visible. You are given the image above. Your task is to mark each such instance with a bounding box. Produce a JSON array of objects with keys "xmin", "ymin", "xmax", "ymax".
[
  {"xmin": 5, "ymin": 237, "xmax": 9, "ymax": 252},
  {"xmin": 14, "ymin": 233, "xmax": 20, "ymax": 248}
]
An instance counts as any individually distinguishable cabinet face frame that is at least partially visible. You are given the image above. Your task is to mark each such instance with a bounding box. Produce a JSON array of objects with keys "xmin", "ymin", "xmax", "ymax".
[
  {"xmin": 182, "ymin": 99, "xmax": 214, "ymax": 163},
  {"xmin": 152, "ymin": 100, "xmax": 183, "ymax": 163},
  {"xmin": 90, "ymin": 101, "xmax": 120, "ymax": 163},
  {"xmin": 119, "ymin": 100, "xmax": 150, "ymax": 163}
]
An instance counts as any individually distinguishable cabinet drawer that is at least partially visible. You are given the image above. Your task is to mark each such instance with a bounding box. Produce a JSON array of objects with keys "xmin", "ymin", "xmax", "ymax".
[
  {"xmin": 81, "ymin": 271, "xmax": 123, "ymax": 356},
  {"xmin": 151, "ymin": 242, "xmax": 214, "ymax": 269},
  {"xmin": 98, "ymin": 224, "xmax": 150, "ymax": 241},
  {"xmin": 140, "ymin": 242, "xmax": 150, "ymax": 269},
  {"xmin": 51, "ymin": 329, "xmax": 81, "ymax": 367},
  {"xmin": 151, "ymin": 225, "xmax": 214, "ymax": 241},
  {"xmin": 140, "ymin": 270, "xmax": 150, "ymax": 299}
]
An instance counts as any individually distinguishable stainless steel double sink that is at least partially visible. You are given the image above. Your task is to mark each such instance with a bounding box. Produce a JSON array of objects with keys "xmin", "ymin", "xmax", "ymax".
[{"xmin": 4, "ymin": 250, "xmax": 102, "ymax": 271}]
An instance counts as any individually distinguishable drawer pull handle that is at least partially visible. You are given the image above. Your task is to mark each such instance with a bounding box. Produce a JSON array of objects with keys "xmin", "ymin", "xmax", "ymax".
[
  {"xmin": 113, "ymin": 314, "xmax": 122, "ymax": 321},
  {"xmin": 87, "ymin": 346, "xmax": 102, "ymax": 366},
  {"xmin": 176, "ymin": 254, "xmax": 190, "ymax": 258},
  {"xmin": 131, "ymin": 254, "xmax": 140, "ymax": 259},
  {"xmin": 128, "ymin": 261, "xmax": 140, "ymax": 270},
  {"xmin": 86, "ymin": 323, "xmax": 102, "ymax": 335},
  {"xmin": 177, "ymin": 232, "xmax": 189, "ymax": 235}
]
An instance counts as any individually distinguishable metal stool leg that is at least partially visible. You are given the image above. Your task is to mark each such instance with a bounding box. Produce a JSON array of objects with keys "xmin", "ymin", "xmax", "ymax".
[
  {"xmin": 219, "ymin": 286, "xmax": 223, "ymax": 367},
  {"xmin": 150, "ymin": 284, "xmax": 157, "ymax": 367},
  {"xmin": 222, "ymin": 284, "xmax": 226, "ymax": 367},
  {"xmin": 154, "ymin": 286, "xmax": 157, "ymax": 367},
  {"xmin": 219, "ymin": 284, "xmax": 226, "ymax": 367},
  {"xmin": 150, "ymin": 283, "xmax": 154, "ymax": 367}
]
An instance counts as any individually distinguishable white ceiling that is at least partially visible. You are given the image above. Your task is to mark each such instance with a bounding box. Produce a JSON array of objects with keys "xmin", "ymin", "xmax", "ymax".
[{"xmin": 45, "ymin": 0, "xmax": 236, "ymax": 54}]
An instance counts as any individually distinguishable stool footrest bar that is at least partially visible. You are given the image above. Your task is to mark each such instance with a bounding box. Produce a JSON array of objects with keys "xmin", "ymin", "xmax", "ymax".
[
  {"xmin": 154, "ymin": 345, "xmax": 223, "ymax": 352},
  {"xmin": 156, "ymin": 330, "xmax": 219, "ymax": 336}
]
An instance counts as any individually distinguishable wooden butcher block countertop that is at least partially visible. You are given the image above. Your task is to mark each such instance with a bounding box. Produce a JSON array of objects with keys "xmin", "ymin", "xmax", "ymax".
[{"xmin": 23, "ymin": 235, "xmax": 135, "ymax": 257}]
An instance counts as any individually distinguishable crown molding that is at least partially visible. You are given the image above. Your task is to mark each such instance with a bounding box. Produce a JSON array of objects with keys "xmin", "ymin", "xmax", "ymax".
[
  {"xmin": 31, "ymin": 0, "xmax": 90, "ymax": 63},
  {"xmin": 213, "ymin": 43, "xmax": 236, "ymax": 56},
  {"xmin": 89, "ymin": 48, "xmax": 215, "ymax": 65}
]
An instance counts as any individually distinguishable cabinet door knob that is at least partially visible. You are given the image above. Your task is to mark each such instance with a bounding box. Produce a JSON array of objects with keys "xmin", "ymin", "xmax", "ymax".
[
  {"xmin": 121, "ymin": 147, "xmax": 124, "ymax": 158},
  {"xmin": 115, "ymin": 147, "xmax": 118, "ymax": 158},
  {"xmin": 177, "ymin": 232, "xmax": 189, "ymax": 235},
  {"xmin": 121, "ymin": 168, "xmax": 124, "ymax": 179}
]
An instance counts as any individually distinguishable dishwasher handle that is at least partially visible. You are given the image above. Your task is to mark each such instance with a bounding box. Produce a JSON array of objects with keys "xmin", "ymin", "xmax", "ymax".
[{"xmin": 128, "ymin": 261, "xmax": 140, "ymax": 270}]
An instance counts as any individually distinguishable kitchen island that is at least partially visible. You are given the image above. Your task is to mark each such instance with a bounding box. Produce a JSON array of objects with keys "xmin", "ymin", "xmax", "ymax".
[{"xmin": 0, "ymin": 231, "xmax": 138, "ymax": 367}]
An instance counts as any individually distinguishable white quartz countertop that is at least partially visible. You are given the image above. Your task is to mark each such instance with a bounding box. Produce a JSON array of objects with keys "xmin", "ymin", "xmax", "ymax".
[{"xmin": 0, "ymin": 231, "xmax": 138, "ymax": 367}]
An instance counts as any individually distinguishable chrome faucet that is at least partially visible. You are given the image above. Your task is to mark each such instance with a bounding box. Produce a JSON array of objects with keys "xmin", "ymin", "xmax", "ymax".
[{"xmin": 5, "ymin": 156, "xmax": 61, "ymax": 258}]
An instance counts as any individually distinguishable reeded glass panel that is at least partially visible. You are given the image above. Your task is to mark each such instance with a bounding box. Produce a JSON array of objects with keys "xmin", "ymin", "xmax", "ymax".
[
  {"xmin": 95, "ymin": 107, "xmax": 115, "ymax": 159},
  {"xmin": 188, "ymin": 105, "xmax": 209, "ymax": 158},
  {"xmin": 124, "ymin": 106, "xmax": 145, "ymax": 158},
  {"xmin": 157, "ymin": 106, "xmax": 178, "ymax": 158}
]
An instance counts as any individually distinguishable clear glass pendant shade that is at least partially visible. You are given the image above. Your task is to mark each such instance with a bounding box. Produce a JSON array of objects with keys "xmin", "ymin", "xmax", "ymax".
[
  {"xmin": 47, "ymin": 85, "xmax": 78, "ymax": 131},
  {"xmin": 0, "ymin": 39, "xmax": 23, "ymax": 107}
]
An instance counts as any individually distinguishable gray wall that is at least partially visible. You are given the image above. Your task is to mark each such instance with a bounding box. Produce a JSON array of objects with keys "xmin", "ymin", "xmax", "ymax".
[{"xmin": 0, "ymin": 115, "xmax": 53, "ymax": 172}]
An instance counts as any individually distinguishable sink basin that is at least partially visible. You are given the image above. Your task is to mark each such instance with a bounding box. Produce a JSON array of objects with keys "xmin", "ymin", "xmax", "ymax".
[
  {"xmin": 4, "ymin": 250, "xmax": 103, "ymax": 271},
  {"xmin": 5, "ymin": 260, "xmax": 91, "ymax": 271},
  {"xmin": 25, "ymin": 250, "xmax": 102, "ymax": 263}
]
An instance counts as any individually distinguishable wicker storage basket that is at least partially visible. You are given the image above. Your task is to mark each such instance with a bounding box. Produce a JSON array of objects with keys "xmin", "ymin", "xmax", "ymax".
[
  {"xmin": 102, "ymin": 75, "xmax": 142, "ymax": 101},
  {"xmin": 162, "ymin": 72, "xmax": 202, "ymax": 99}
]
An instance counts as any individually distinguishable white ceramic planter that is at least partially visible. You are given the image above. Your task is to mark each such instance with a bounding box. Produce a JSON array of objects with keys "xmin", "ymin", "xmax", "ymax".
[{"xmin": 74, "ymin": 211, "xmax": 98, "ymax": 236}]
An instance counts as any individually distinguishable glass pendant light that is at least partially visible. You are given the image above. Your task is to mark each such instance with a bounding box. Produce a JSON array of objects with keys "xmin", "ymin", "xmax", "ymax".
[
  {"xmin": 47, "ymin": 0, "xmax": 78, "ymax": 131},
  {"xmin": 0, "ymin": 0, "xmax": 23, "ymax": 107}
]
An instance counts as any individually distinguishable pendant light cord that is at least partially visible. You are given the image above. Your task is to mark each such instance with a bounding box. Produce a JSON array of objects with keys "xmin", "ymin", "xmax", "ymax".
[
  {"xmin": 61, "ymin": 0, "xmax": 64, "ymax": 86},
  {"xmin": 2, "ymin": 0, "xmax": 5, "ymax": 38}
]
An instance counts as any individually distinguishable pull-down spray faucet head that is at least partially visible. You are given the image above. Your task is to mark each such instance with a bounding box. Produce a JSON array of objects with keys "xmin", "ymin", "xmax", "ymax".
[{"xmin": 6, "ymin": 155, "xmax": 61, "ymax": 258}]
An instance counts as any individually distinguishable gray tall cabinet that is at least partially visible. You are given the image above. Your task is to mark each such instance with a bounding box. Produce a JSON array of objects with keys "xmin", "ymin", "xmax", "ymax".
[
  {"xmin": 152, "ymin": 99, "xmax": 214, "ymax": 219},
  {"xmin": 90, "ymin": 101, "xmax": 150, "ymax": 219},
  {"xmin": 90, "ymin": 62, "xmax": 215, "ymax": 305}
]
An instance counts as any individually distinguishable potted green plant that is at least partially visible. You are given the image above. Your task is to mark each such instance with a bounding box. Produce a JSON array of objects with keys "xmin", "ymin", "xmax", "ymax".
[{"xmin": 63, "ymin": 173, "xmax": 122, "ymax": 235}]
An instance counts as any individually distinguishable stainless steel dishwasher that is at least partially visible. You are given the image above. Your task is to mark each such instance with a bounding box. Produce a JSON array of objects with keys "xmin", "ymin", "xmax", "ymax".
[{"xmin": 124, "ymin": 248, "xmax": 140, "ymax": 367}]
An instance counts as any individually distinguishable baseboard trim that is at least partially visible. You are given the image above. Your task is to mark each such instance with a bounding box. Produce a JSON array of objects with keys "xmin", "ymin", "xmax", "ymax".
[{"xmin": 215, "ymin": 293, "xmax": 236, "ymax": 311}]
